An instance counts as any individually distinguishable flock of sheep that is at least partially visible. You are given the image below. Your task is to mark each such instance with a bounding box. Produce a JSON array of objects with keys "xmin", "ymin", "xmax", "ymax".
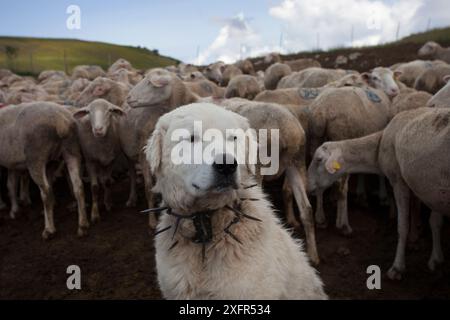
[{"xmin": 0, "ymin": 40, "xmax": 449, "ymax": 283}]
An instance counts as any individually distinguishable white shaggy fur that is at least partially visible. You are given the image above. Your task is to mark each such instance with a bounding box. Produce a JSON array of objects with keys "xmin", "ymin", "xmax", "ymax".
[{"xmin": 145, "ymin": 103, "xmax": 327, "ymax": 300}]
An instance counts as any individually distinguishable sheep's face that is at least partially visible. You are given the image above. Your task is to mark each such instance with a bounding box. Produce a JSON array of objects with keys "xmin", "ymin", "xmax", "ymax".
[
  {"xmin": 307, "ymin": 143, "xmax": 344, "ymax": 194},
  {"xmin": 126, "ymin": 69, "xmax": 173, "ymax": 108},
  {"xmin": 362, "ymin": 67, "xmax": 401, "ymax": 98},
  {"xmin": 203, "ymin": 63, "xmax": 224, "ymax": 85},
  {"xmin": 264, "ymin": 53, "xmax": 281, "ymax": 65},
  {"xmin": 184, "ymin": 71, "xmax": 205, "ymax": 82},
  {"xmin": 76, "ymin": 78, "xmax": 112, "ymax": 107},
  {"xmin": 418, "ymin": 41, "xmax": 438, "ymax": 57},
  {"xmin": 73, "ymin": 99, "xmax": 124, "ymax": 138}
]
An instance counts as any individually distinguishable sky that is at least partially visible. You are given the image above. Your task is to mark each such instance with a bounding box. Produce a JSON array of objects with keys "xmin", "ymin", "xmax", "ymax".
[{"xmin": 0, "ymin": 0, "xmax": 449, "ymax": 64}]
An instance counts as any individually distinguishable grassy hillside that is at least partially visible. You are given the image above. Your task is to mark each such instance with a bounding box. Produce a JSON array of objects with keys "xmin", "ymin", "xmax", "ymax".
[
  {"xmin": 0, "ymin": 37, "xmax": 179, "ymax": 76},
  {"xmin": 252, "ymin": 26, "xmax": 450, "ymax": 73}
]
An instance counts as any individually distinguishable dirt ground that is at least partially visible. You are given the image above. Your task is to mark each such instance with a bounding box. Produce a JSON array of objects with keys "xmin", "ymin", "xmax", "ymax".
[{"xmin": 1, "ymin": 173, "xmax": 449, "ymax": 300}]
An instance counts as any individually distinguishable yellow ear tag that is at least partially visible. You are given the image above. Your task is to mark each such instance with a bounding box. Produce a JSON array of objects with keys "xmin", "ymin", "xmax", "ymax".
[{"xmin": 332, "ymin": 161, "xmax": 341, "ymax": 171}]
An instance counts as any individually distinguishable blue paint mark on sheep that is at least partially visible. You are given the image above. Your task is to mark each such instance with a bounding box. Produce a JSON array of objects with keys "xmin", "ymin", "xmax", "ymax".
[
  {"xmin": 299, "ymin": 88, "xmax": 320, "ymax": 100},
  {"xmin": 365, "ymin": 90, "xmax": 382, "ymax": 103}
]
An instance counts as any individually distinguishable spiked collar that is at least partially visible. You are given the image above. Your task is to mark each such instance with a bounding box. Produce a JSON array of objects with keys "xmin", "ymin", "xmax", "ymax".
[{"xmin": 141, "ymin": 184, "xmax": 262, "ymax": 262}]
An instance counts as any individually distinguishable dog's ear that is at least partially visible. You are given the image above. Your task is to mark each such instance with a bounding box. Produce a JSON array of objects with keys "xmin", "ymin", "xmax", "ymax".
[{"xmin": 145, "ymin": 116, "xmax": 169, "ymax": 174}]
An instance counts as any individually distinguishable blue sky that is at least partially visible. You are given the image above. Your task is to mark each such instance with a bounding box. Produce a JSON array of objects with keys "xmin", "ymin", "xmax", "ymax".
[{"xmin": 1, "ymin": 0, "xmax": 449, "ymax": 64}]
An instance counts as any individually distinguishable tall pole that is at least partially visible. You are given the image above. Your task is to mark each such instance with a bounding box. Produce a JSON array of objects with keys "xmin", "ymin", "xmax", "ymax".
[{"xmin": 63, "ymin": 50, "xmax": 68, "ymax": 74}]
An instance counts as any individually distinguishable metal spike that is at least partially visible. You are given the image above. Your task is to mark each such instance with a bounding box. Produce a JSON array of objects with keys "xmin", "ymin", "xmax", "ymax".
[
  {"xmin": 225, "ymin": 229, "xmax": 243, "ymax": 244},
  {"xmin": 153, "ymin": 225, "xmax": 171, "ymax": 236},
  {"xmin": 226, "ymin": 205, "xmax": 262, "ymax": 222},
  {"xmin": 240, "ymin": 198, "xmax": 259, "ymax": 202},
  {"xmin": 242, "ymin": 183, "xmax": 257, "ymax": 189},
  {"xmin": 202, "ymin": 243, "xmax": 206, "ymax": 263},
  {"xmin": 168, "ymin": 240, "xmax": 179, "ymax": 251},
  {"xmin": 141, "ymin": 206, "xmax": 168, "ymax": 214},
  {"xmin": 172, "ymin": 217, "xmax": 181, "ymax": 240}
]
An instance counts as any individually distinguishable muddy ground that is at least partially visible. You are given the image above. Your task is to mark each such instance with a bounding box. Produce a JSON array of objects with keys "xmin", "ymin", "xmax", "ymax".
[{"xmin": 1, "ymin": 173, "xmax": 449, "ymax": 300}]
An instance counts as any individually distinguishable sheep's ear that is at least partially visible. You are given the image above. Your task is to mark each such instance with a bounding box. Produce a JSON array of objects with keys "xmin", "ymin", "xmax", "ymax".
[
  {"xmin": 443, "ymin": 75, "xmax": 450, "ymax": 83},
  {"xmin": 73, "ymin": 108, "xmax": 89, "ymax": 119},
  {"xmin": 109, "ymin": 105, "xmax": 125, "ymax": 116},
  {"xmin": 150, "ymin": 75, "xmax": 171, "ymax": 88},
  {"xmin": 324, "ymin": 149, "xmax": 343, "ymax": 174},
  {"xmin": 394, "ymin": 71, "xmax": 403, "ymax": 79},
  {"xmin": 93, "ymin": 85, "xmax": 105, "ymax": 96},
  {"xmin": 361, "ymin": 72, "xmax": 371, "ymax": 84}
]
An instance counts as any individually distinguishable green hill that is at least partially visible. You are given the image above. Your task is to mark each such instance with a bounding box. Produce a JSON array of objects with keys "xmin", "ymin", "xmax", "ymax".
[{"xmin": 0, "ymin": 37, "xmax": 179, "ymax": 76}]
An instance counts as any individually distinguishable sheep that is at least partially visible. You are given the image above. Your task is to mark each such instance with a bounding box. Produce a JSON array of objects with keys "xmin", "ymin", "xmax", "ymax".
[
  {"xmin": 307, "ymin": 107, "xmax": 450, "ymax": 279},
  {"xmin": 66, "ymin": 78, "xmax": 91, "ymax": 104},
  {"xmin": 109, "ymin": 68, "xmax": 143, "ymax": 86},
  {"xmin": 203, "ymin": 61, "xmax": 225, "ymax": 85},
  {"xmin": 307, "ymin": 67, "xmax": 403, "ymax": 234},
  {"xmin": 391, "ymin": 88, "xmax": 432, "ymax": 114},
  {"xmin": 277, "ymin": 67, "xmax": 349, "ymax": 89},
  {"xmin": 0, "ymin": 88, "xmax": 6, "ymax": 105},
  {"xmin": 72, "ymin": 99, "xmax": 125, "ymax": 222},
  {"xmin": 0, "ymin": 102, "xmax": 89, "ymax": 239},
  {"xmin": 285, "ymin": 58, "xmax": 321, "ymax": 72},
  {"xmin": 224, "ymin": 75, "xmax": 261, "ymax": 100},
  {"xmin": 414, "ymin": 64, "xmax": 450, "ymax": 94},
  {"xmin": 0, "ymin": 69, "xmax": 13, "ymax": 81},
  {"xmin": 75, "ymin": 77, "xmax": 130, "ymax": 107},
  {"xmin": 221, "ymin": 65, "xmax": 243, "ymax": 86},
  {"xmin": 71, "ymin": 65, "xmax": 106, "ymax": 80},
  {"xmin": 264, "ymin": 63, "xmax": 292, "ymax": 90},
  {"xmin": 182, "ymin": 71, "xmax": 207, "ymax": 82},
  {"xmin": 234, "ymin": 59, "xmax": 255, "ymax": 75},
  {"xmin": 427, "ymin": 75, "xmax": 450, "ymax": 108},
  {"xmin": 214, "ymin": 98, "xmax": 319, "ymax": 265},
  {"xmin": 392, "ymin": 60, "xmax": 445, "ymax": 88},
  {"xmin": 108, "ymin": 58, "xmax": 133, "ymax": 74},
  {"xmin": 418, "ymin": 41, "xmax": 450, "ymax": 64},
  {"xmin": 255, "ymin": 73, "xmax": 363, "ymax": 106},
  {"xmin": 263, "ymin": 52, "xmax": 282, "ymax": 65},
  {"xmin": 5, "ymin": 82, "xmax": 57, "ymax": 105},
  {"xmin": 122, "ymin": 68, "xmax": 199, "ymax": 228},
  {"xmin": 38, "ymin": 70, "xmax": 68, "ymax": 84},
  {"xmin": 184, "ymin": 79, "xmax": 225, "ymax": 98}
]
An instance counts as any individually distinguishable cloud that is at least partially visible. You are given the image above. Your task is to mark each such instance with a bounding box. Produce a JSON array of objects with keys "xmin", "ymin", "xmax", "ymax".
[
  {"xmin": 269, "ymin": 0, "xmax": 425, "ymax": 51},
  {"xmin": 194, "ymin": 0, "xmax": 450, "ymax": 65},
  {"xmin": 195, "ymin": 13, "xmax": 283, "ymax": 65}
]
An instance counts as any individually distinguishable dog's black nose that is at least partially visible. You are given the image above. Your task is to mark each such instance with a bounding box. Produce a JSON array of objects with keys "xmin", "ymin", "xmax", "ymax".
[{"xmin": 213, "ymin": 153, "xmax": 237, "ymax": 175}]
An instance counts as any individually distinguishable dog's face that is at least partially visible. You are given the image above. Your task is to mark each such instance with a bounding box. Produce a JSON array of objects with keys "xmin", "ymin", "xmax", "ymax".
[{"xmin": 146, "ymin": 103, "xmax": 256, "ymax": 212}]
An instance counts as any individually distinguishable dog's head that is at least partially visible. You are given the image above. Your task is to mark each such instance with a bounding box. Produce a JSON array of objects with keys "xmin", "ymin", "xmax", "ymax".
[{"xmin": 146, "ymin": 103, "xmax": 256, "ymax": 213}]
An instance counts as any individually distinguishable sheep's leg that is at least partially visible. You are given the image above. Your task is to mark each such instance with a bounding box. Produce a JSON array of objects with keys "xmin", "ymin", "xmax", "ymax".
[
  {"xmin": 355, "ymin": 174, "xmax": 368, "ymax": 206},
  {"xmin": 7, "ymin": 170, "xmax": 19, "ymax": 219},
  {"xmin": 428, "ymin": 211, "xmax": 444, "ymax": 271},
  {"xmin": 315, "ymin": 190, "xmax": 327, "ymax": 228},
  {"xmin": 126, "ymin": 158, "xmax": 137, "ymax": 207},
  {"xmin": 87, "ymin": 163, "xmax": 100, "ymax": 223},
  {"xmin": 387, "ymin": 181, "xmax": 410, "ymax": 280},
  {"xmin": 378, "ymin": 176, "xmax": 389, "ymax": 206},
  {"xmin": 140, "ymin": 155, "xmax": 157, "ymax": 229},
  {"xmin": 336, "ymin": 174, "xmax": 352, "ymax": 235},
  {"xmin": 282, "ymin": 176, "xmax": 299, "ymax": 228},
  {"xmin": 19, "ymin": 173, "xmax": 31, "ymax": 206},
  {"xmin": 28, "ymin": 163, "xmax": 56, "ymax": 240},
  {"xmin": 286, "ymin": 166, "xmax": 319, "ymax": 265},
  {"xmin": 408, "ymin": 195, "xmax": 422, "ymax": 243},
  {"xmin": 100, "ymin": 167, "xmax": 113, "ymax": 212},
  {"xmin": 0, "ymin": 170, "xmax": 6, "ymax": 211},
  {"xmin": 63, "ymin": 152, "xmax": 89, "ymax": 237}
]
